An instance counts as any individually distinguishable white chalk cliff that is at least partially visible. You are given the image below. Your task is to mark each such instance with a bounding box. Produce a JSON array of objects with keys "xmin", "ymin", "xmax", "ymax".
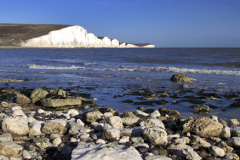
[{"xmin": 21, "ymin": 25, "xmax": 154, "ymax": 48}]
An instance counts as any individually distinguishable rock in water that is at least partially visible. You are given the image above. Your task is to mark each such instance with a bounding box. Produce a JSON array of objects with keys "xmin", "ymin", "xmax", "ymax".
[
  {"xmin": 181, "ymin": 117, "xmax": 223, "ymax": 138},
  {"xmin": 170, "ymin": 74, "xmax": 197, "ymax": 83},
  {"xmin": 30, "ymin": 88, "xmax": 49, "ymax": 103},
  {"xmin": 71, "ymin": 144, "xmax": 143, "ymax": 160},
  {"xmin": 2, "ymin": 116, "xmax": 29, "ymax": 136},
  {"xmin": 41, "ymin": 98, "xmax": 82, "ymax": 107},
  {"xmin": 0, "ymin": 141, "xmax": 23, "ymax": 158},
  {"xmin": 158, "ymin": 108, "xmax": 180, "ymax": 119}
]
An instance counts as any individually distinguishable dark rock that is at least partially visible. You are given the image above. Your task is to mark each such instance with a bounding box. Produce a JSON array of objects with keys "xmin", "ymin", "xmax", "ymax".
[
  {"xmin": 155, "ymin": 100, "xmax": 168, "ymax": 105},
  {"xmin": 122, "ymin": 99, "xmax": 133, "ymax": 103},
  {"xmin": 159, "ymin": 108, "xmax": 181, "ymax": 119},
  {"xmin": 170, "ymin": 74, "xmax": 197, "ymax": 83},
  {"xmin": 137, "ymin": 146, "xmax": 148, "ymax": 153}
]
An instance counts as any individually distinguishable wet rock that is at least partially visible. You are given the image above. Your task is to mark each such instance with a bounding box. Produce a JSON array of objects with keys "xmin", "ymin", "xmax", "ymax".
[
  {"xmin": 16, "ymin": 93, "xmax": 31, "ymax": 106},
  {"xmin": 30, "ymin": 88, "xmax": 49, "ymax": 103},
  {"xmin": 230, "ymin": 101, "xmax": 240, "ymax": 108},
  {"xmin": 193, "ymin": 105, "xmax": 210, "ymax": 114},
  {"xmin": 102, "ymin": 116, "xmax": 123, "ymax": 128},
  {"xmin": 99, "ymin": 108, "xmax": 118, "ymax": 116},
  {"xmin": 42, "ymin": 122, "xmax": 67, "ymax": 135},
  {"xmin": 142, "ymin": 127, "xmax": 168, "ymax": 145},
  {"xmin": 140, "ymin": 117, "xmax": 165, "ymax": 129},
  {"xmin": 229, "ymin": 119, "xmax": 240, "ymax": 127},
  {"xmin": 2, "ymin": 116, "xmax": 29, "ymax": 136},
  {"xmin": 35, "ymin": 137, "xmax": 52, "ymax": 149},
  {"xmin": 71, "ymin": 144, "xmax": 143, "ymax": 160},
  {"xmin": 0, "ymin": 141, "xmax": 23, "ymax": 158},
  {"xmin": 170, "ymin": 74, "xmax": 197, "ymax": 83},
  {"xmin": 122, "ymin": 99, "xmax": 134, "ymax": 103},
  {"xmin": 83, "ymin": 109, "xmax": 104, "ymax": 123},
  {"xmin": 181, "ymin": 117, "xmax": 223, "ymax": 138},
  {"xmin": 137, "ymin": 106, "xmax": 145, "ymax": 110},
  {"xmin": 41, "ymin": 98, "xmax": 82, "ymax": 107},
  {"xmin": 0, "ymin": 79, "xmax": 24, "ymax": 83},
  {"xmin": 219, "ymin": 119, "xmax": 227, "ymax": 126},
  {"xmin": 122, "ymin": 117, "xmax": 141, "ymax": 126},
  {"xmin": 158, "ymin": 108, "xmax": 180, "ymax": 119}
]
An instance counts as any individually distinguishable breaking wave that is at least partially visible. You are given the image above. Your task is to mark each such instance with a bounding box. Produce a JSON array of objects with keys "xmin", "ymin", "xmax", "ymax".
[{"xmin": 28, "ymin": 64, "xmax": 85, "ymax": 70}]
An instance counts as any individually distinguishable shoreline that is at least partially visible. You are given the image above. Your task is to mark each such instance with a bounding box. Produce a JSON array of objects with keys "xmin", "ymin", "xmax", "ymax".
[{"xmin": 0, "ymin": 85, "xmax": 240, "ymax": 159}]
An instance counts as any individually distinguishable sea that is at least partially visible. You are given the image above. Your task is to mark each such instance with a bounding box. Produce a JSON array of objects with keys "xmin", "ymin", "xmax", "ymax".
[{"xmin": 0, "ymin": 48, "xmax": 240, "ymax": 121}]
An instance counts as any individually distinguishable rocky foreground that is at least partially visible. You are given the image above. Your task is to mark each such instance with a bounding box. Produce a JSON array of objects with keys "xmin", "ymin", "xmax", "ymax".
[{"xmin": 0, "ymin": 74, "xmax": 240, "ymax": 159}]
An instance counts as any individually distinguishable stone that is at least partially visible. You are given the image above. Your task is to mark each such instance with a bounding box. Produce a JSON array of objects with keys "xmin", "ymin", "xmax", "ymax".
[
  {"xmin": 22, "ymin": 150, "xmax": 31, "ymax": 159},
  {"xmin": 16, "ymin": 93, "xmax": 31, "ymax": 105},
  {"xmin": 145, "ymin": 155, "xmax": 172, "ymax": 160},
  {"xmin": 83, "ymin": 109, "xmax": 104, "ymax": 123},
  {"xmin": 140, "ymin": 118, "xmax": 165, "ymax": 129},
  {"xmin": 134, "ymin": 110, "xmax": 149, "ymax": 117},
  {"xmin": 182, "ymin": 149, "xmax": 202, "ymax": 160},
  {"xmin": 220, "ymin": 126, "xmax": 231, "ymax": 138},
  {"xmin": 98, "ymin": 108, "xmax": 118, "ymax": 116},
  {"xmin": 219, "ymin": 119, "xmax": 227, "ymax": 126},
  {"xmin": 150, "ymin": 110, "xmax": 161, "ymax": 118},
  {"xmin": 210, "ymin": 146, "xmax": 225, "ymax": 157},
  {"xmin": 103, "ymin": 112, "xmax": 113, "ymax": 117},
  {"xmin": 229, "ymin": 119, "xmax": 240, "ymax": 126},
  {"xmin": 30, "ymin": 88, "xmax": 49, "ymax": 103},
  {"xmin": 122, "ymin": 117, "xmax": 141, "ymax": 126},
  {"xmin": 193, "ymin": 105, "xmax": 210, "ymax": 114},
  {"xmin": 71, "ymin": 144, "xmax": 143, "ymax": 160},
  {"xmin": 96, "ymin": 139, "xmax": 106, "ymax": 144},
  {"xmin": 0, "ymin": 155, "xmax": 9, "ymax": 160},
  {"xmin": 11, "ymin": 106, "xmax": 22, "ymax": 111},
  {"xmin": 12, "ymin": 109, "xmax": 27, "ymax": 119},
  {"xmin": 102, "ymin": 116, "xmax": 123, "ymax": 128},
  {"xmin": 190, "ymin": 135, "xmax": 211, "ymax": 147},
  {"xmin": 29, "ymin": 120, "xmax": 44, "ymax": 136},
  {"xmin": 35, "ymin": 137, "xmax": 52, "ymax": 149},
  {"xmin": 170, "ymin": 74, "xmax": 197, "ymax": 83},
  {"xmin": 67, "ymin": 109, "xmax": 79, "ymax": 117},
  {"xmin": 227, "ymin": 137, "xmax": 240, "ymax": 147},
  {"xmin": 122, "ymin": 112, "xmax": 136, "ymax": 118},
  {"xmin": 102, "ymin": 128, "xmax": 120, "ymax": 140},
  {"xmin": 52, "ymin": 138, "xmax": 62, "ymax": 146},
  {"xmin": 120, "ymin": 128, "xmax": 132, "ymax": 137},
  {"xmin": 142, "ymin": 127, "xmax": 168, "ymax": 145},
  {"xmin": 1, "ymin": 102, "xmax": 8, "ymax": 108},
  {"xmin": 119, "ymin": 136, "xmax": 130, "ymax": 143},
  {"xmin": 68, "ymin": 123, "xmax": 85, "ymax": 136},
  {"xmin": 0, "ymin": 141, "xmax": 23, "ymax": 158},
  {"xmin": 167, "ymin": 144, "xmax": 194, "ymax": 157},
  {"xmin": 76, "ymin": 119, "xmax": 85, "ymax": 126},
  {"xmin": 2, "ymin": 116, "xmax": 29, "ymax": 136},
  {"xmin": 224, "ymin": 153, "xmax": 239, "ymax": 160},
  {"xmin": 132, "ymin": 143, "xmax": 149, "ymax": 148},
  {"xmin": 41, "ymin": 98, "xmax": 82, "ymax": 107},
  {"xmin": 181, "ymin": 117, "xmax": 223, "ymax": 138},
  {"xmin": 131, "ymin": 137, "xmax": 144, "ymax": 143},
  {"xmin": 0, "ymin": 79, "xmax": 23, "ymax": 83},
  {"xmin": 158, "ymin": 108, "xmax": 180, "ymax": 119},
  {"xmin": 0, "ymin": 133, "xmax": 13, "ymax": 142},
  {"xmin": 132, "ymin": 126, "xmax": 145, "ymax": 137},
  {"xmin": 42, "ymin": 122, "xmax": 67, "ymax": 135}
]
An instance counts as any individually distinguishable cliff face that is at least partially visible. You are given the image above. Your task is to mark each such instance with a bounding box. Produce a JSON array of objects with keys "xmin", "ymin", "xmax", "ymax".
[{"xmin": 21, "ymin": 25, "xmax": 155, "ymax": 48}]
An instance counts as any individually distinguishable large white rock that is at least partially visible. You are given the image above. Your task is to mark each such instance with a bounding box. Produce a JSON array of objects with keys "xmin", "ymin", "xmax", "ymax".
[
  {"xmin": 102, "ymin": 116, "xmax": 123, "ymax": 128},
  {"xmin": 2, "ymin": 116, "xmax": 29, "ymax": 136},
  {"xmin": 122, "ymin": 117, "xmax": 141, "ymax": 126},
  {"xmin": 142, "ymin": 127, "xmax": 168, "ymax": 145},
  {"xmin": 71, "ymin": 144, "xmax": 143, "ymax": 160},
  {"xmin": 0, "ymin": 141, "xmax": 23, "ymax": 158},
  {"xmin": 140, "ymin": 118, "xmax": 165, "ymax": 129},
  {"xmin": 29, "ymin": 120, "xmax": 45, "ymax": 136},
  {"xmin": 102, "ymin": 128, "xmax": 120, "ymax": 140},
  {"xmin": 210, "ymin": 146, "xmax": 225, "ymax": 157},
  {"xmin": 227, "ymin": 137, "xmax": 240, "ymax": 147}
]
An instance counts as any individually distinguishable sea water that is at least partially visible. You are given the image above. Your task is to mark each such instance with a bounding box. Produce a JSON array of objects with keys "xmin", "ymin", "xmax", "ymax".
[{"xmin": 0, "ymin": 48, "xmax": 240, "ymax": 120}]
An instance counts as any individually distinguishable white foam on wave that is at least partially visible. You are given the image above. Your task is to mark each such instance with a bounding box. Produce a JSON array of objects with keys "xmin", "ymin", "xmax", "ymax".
[
  {"xmin": 106, "ymin": 66, "xmax": 240, "ymax": 75},
  {"xmin": 28, "ymin": 64, "xmax": 85, "ymax": 70}
]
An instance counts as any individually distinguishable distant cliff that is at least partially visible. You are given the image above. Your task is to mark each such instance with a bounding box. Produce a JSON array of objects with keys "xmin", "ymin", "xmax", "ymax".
[{"xmin": 0, "ymin": 24, "xmax": 154, "ymax": 48}]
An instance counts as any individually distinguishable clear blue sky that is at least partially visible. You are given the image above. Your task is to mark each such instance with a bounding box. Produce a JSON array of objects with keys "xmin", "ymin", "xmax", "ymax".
[{"xmin": 1, "ymin": 0, "xmax": 240, "ymax": 47}]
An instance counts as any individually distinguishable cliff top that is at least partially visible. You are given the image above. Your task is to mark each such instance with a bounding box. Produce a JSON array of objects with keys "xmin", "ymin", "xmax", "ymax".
[{"xmin": 0, "ymin": 23, "xmax": 72, "ymax": 46}]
